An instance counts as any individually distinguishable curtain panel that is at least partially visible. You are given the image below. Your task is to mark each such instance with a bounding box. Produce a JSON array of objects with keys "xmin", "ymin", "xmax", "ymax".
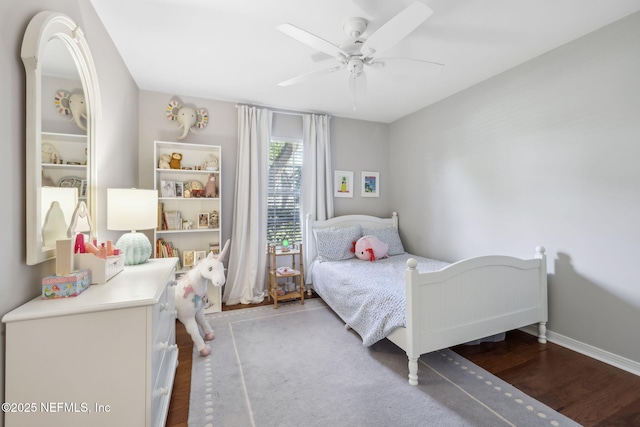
[{"xmin": 224, "ymin": 105, "xmax": 272, "ymax": 305}]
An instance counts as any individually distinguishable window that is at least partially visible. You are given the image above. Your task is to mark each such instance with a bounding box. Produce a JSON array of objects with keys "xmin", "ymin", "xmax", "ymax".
[{"xmin": 267, "ymin": 139, "xmax": 303, "ymax": 244}]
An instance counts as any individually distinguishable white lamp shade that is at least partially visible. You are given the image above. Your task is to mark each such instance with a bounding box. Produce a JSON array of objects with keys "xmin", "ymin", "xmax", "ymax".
[{"xmin": 107, "ymin": 188, "xmax": 157, "ymax": 231}]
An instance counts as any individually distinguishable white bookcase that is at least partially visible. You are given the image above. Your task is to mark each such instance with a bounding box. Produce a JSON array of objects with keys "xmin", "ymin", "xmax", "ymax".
[{"xmin": 153, "ymin": 140, "xmax": 222, "ymax": 313}]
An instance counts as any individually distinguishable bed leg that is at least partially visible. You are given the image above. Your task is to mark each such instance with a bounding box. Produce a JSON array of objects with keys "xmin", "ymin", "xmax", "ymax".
[
  {"xmin": 537, "ymin": 321, "xmax": 548, "ymax": 344},
  {"xmin": 408, "ymin": 356, "xmax": 419, "ymax": 386}
]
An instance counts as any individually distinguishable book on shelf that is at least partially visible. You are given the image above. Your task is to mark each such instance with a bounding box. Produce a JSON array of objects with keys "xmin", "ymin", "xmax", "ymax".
[
  {"xmin": 163, "ymin": 210, "xmax": 182, "ymax": 230},
  {"xmin": 156, "ymin": 239, "xmax": 182, "ymax": 270},
  {"xmin": 157, "ymin": 202, "xmax": 164, "ymax": 229}
]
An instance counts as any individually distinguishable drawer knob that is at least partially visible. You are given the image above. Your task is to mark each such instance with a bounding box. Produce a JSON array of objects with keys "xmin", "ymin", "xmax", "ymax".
[
  {"xmin": 155, "ymin": 387, "xmax": 169, "ymax": 397},
  {"xmin": 160, "ymin": 303, "xmax": 169, "ymax": 311}
]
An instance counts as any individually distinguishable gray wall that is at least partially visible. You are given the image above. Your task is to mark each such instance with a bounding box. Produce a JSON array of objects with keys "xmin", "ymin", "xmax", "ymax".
[
  {"xmin": 390, "ymin": 12, "xmax": 640, "ymax": 366},
  {"xmin": 331, "ymin": 117, "xmax": 391, "ymax": 217},
  {"xmin": 0, "ymin": 0, "xmax": 139, "ymax": 418}
]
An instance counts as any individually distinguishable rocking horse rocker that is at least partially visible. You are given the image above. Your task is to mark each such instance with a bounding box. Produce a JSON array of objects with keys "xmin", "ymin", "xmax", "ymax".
[{"xmin": 175, "ymin": 239, "xmax": 230, "ymax": 356}]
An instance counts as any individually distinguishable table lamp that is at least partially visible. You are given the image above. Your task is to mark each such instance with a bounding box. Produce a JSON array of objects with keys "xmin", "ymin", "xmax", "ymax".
[{"xmin": 107, "ymin": 188, "xmax": 157, "ymax": 265}]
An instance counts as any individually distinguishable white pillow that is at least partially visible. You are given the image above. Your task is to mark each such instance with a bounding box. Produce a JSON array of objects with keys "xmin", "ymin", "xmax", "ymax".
[
  {"xmin": 313, "ymin": 225, "xmax": 362, "ymax": 261},
  {"xmin": 361, "ymin": 225, "xmax": 405, "ymax": 256}
]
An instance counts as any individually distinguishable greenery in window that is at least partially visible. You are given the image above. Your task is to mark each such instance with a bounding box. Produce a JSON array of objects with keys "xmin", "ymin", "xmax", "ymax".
[{"xmin": 268, "ymin": 139, "xmax": 302, "ymax": 244}]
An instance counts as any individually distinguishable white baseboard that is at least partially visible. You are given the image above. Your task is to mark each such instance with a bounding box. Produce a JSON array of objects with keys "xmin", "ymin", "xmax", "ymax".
[{"xmin": 520, "ymin": 326, "xmax": 640, "ymax": 377}]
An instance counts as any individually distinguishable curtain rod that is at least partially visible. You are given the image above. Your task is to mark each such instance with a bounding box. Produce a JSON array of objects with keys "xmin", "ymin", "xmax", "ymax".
[{"xmin": 235, "ymin": 104, "xmax": 330, "ymax": 119}]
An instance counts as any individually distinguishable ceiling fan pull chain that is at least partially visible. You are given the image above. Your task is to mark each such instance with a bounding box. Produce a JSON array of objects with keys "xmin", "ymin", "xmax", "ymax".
[{"xmin": 352, "ymin": 73, "xmax": 357, "ymax": 111}]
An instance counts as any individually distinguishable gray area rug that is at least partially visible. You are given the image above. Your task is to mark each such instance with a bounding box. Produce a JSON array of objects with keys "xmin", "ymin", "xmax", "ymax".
[{"xmin": 189, "ymin": 299, "xmax": 582, "ymax": 427}]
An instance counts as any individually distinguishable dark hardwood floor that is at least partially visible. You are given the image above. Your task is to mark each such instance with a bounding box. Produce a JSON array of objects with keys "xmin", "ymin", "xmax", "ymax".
[{"xmin": 166, "ymin": 299, "xmax": 640, "ymax": 427}]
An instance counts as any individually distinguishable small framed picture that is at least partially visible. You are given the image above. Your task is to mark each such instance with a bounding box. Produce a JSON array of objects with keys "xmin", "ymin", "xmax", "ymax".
[
  {"xmin": 198, "ymin": 212, "xmax": 210, "ymax": 228},
  {"xmin": 195, "ymin": 250, "xmax": 207, "ymax": 263},
  {"xmin": 183, "ymin": 250, "xmax": 195, "ymax": 268},
  {"xmin": 161, "ymin": 180, "xmax": 176, "ymax": 197},
  {"xmin": 361, "ymin": 171, "xmax": 379, "ymax": 197},
  {"xmin": 334, "ymin": 170, "xmax": 354, "ymax": 198},
  {"xmin": 175, "ymin": 181, "xmax": 184, "ymax": 198}
]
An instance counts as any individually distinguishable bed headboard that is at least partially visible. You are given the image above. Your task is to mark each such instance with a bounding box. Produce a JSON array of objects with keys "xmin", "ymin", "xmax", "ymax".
[{"xmin": 304, "ymin": 212, "xmax": 398, "ymax": 276}]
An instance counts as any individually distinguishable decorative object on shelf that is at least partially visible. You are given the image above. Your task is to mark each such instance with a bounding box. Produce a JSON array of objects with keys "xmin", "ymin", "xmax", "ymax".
[
  {"xmin": 158, "ymin": 153, "xmax": 171, "ymax": 169},
  {"xmin": 41, "ymin": 142, "xmax": 61, "ymax": 164},
  {"xmin": 55, "ymin": 90, "xmax": 88, "ymax": 130},
  {"xmin": 203, "ymin": 152, "xmax": 219, "ymax": 171},
  {"xmin": 209, "ymin": 210, "xmax": 219, "ymax": 229},
  {"xmin": 204, "ymin": 173, "xmax": 218, "ymax": 198},
  {"xmin": 281, "ymin": 238, "xmax": 291, "ymax": 252},
  {"xmin": 107, "ymin": 188, "xmax": 158, "ymax": 265},
  {"xmin": 166, "ymin": 99, "xmax": 209, "ymax": 140},
  {"xmin": 182, "ymin": 219, "xmax": 193, "ymax": 230},
  {"xmin": 174, "ymin": 239, "xmax": 230, "ymax": 356},
  {"xmin": 169, "ymin": 152, "xmax": 182, "ymax": 169}
]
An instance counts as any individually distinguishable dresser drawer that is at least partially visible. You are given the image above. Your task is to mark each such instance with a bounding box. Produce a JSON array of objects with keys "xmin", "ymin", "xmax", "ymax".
[
  {"xmin": 152, "ymin": 277, "xmax": 177, "ymax": 344},
  {"xmin": 151, "ymin": 332, "xmax": 178, "ymax": 427}
]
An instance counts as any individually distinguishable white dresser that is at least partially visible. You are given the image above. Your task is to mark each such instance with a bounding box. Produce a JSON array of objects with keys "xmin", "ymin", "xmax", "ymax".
[{"xmin": 2, "ymin": 258, "xmax": 178, "ymax": 427}]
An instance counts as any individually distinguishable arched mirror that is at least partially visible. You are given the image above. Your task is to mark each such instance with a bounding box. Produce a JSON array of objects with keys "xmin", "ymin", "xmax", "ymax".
[{"xmin": 23, "ymin": 12, "xmax": 101, "ymax": 264}]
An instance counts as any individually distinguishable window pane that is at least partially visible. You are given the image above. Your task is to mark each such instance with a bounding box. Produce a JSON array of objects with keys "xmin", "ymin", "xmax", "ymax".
[{"xmin": 268, "ymin": 140, "xmax": 302, "ymax": 244}]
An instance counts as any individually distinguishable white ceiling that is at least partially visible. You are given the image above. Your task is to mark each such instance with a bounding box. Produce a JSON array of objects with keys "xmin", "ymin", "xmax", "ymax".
[{"xmin": 89, "ymin": 0, "xmax": 640, "ymax": 123}]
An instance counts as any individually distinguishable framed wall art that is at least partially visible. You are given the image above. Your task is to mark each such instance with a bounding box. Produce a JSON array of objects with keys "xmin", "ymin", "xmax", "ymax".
[
  {"xmin": 361, "ymin": 171, "xmax": 379, "ymax": 197},
  {"xmin": 334, "ymin": 170, "xmax": 354, "ymax": 198}
]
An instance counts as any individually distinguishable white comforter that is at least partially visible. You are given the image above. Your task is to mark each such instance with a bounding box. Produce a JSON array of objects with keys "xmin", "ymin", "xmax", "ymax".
[{"xmin": 310, "ymin": 253, "xmax": 450, "ymax": 346}]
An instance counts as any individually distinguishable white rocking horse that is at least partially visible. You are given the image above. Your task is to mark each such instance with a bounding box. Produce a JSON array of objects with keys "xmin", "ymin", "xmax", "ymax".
[{"xmin": 175, "ymin": 239, "xmax": 230, "ymax": 356}]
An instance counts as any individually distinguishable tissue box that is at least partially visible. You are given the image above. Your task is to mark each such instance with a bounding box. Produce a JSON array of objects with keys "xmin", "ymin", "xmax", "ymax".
[{"xmin": 42, "ymin": 269, "xmax": 91, "ymax": 299}]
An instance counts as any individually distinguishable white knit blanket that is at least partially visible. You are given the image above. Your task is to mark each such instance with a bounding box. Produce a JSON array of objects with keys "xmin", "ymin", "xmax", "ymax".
[{"xmin": 310, "ymin": 253, "xmax": 450, "ymax": 346}]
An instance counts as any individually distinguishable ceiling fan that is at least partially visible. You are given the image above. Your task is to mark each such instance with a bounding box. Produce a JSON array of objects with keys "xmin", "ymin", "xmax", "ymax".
[{"xmin": 276, "ymin": 1, "xmax": 444, "ymax": 109}]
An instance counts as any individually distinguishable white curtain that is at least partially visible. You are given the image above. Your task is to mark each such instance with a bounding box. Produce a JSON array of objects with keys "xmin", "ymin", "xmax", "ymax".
[
  {"xmin": 301, "ymin": 113, "xmax": 333, "ymax": 282},
  {"xmin": 223, "ymin": 105, "xmax": 272, "ymax": 305}
]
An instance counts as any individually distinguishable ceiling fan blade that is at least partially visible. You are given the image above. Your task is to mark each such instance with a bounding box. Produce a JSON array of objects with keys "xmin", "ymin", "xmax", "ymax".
[
  {"xmin": 278, "ymin": 64, "xmax": 346, "ymax": 87},
  {"xmin": 360, "ymin": 2, "xmax": 433, "ymax": 57},
  {"xmin": 277, "ymin": 23, "xmax": 348, "ymax": 59},
  {"xmin": 370, "ymin": 57, "xmax": 445, "ymax": 70}
]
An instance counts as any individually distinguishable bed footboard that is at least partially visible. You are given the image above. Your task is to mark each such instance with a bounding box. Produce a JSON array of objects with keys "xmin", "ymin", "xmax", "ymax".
[{"xmin": 402, "ymin": 246, "xmax": 548, "ymax": 385}]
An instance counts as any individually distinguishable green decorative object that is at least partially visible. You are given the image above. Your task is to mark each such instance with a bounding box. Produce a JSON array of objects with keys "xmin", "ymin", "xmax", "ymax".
[{"xmin": 116, "ymin": 232, "xmax": 152, "ymax": 265}]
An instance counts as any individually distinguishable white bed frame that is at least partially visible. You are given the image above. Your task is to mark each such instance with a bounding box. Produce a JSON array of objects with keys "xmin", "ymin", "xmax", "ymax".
[{"xmin": 305, "ymin": 212, "xmax": 548, "ymax": 385}]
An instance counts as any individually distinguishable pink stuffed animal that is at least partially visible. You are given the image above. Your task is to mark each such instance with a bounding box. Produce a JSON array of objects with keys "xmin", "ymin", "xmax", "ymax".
[{"xmin": 352, "ymin": 235, "xmax": 388, "ymax": 261}]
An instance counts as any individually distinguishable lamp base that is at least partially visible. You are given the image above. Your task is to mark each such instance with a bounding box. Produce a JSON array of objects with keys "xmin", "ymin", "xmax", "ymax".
[{"xmin": 116, "ymin": 231, "xmax": 151, "ymax": 266}]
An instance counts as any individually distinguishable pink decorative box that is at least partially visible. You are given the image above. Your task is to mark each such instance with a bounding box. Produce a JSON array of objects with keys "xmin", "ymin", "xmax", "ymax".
[{"xmin": 42, "ymin": 269, "xmax": 91, "ymax": 299}]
